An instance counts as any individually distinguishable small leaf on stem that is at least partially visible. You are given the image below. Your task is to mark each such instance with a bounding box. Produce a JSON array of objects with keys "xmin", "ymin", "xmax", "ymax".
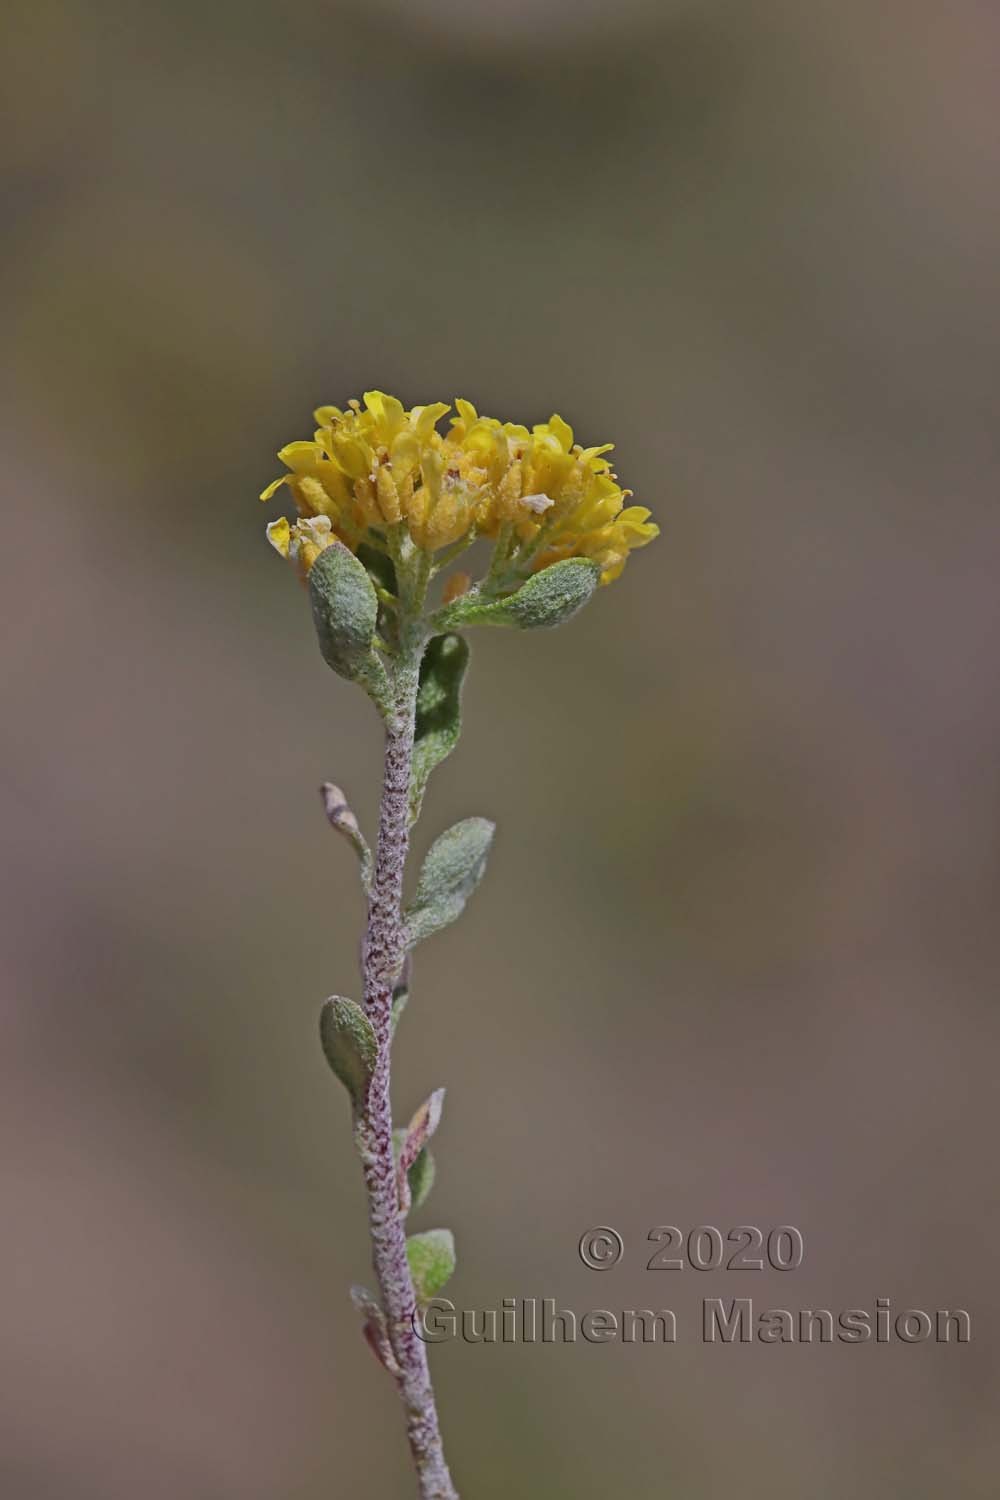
[
  {"xmin": 410, "ymin": 633, "xmax": 470, "ymax": 824},
  {"xmin": 319, "ymin": 996, "xmax": 378, "ymax": 1110},
  {"xmin": 405, "ymin": 817, "xmax": 494, "ymax": 948},
  {"xmin": 406, "ymin": 1229, "xmax": 456, "ymax": 1304},
  {"xmin": 406, "ymin": 1147, "xmax": 436, "ymax": 1213},
  {"xmin": 438, "ymin": 557, "xmax": 600, "ymax": 631},
  {"xmin": 395, "ymin": 1088, "xmax": 445, "ymax": 1213}
]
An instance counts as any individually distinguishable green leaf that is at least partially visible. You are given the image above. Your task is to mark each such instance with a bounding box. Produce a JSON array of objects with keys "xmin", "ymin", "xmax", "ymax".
[
  {"xmin": 319, "ymin": 996, "xmax": 378, "ymax": 1109},
  {"xmin": 395, "ymin": 1088, "xmax": 445, "ymax": 1214},
  {"xmin": 405, "ymin": 817, "xmax": 495, "ymax": 948},
  {"xmin": 410, "ymin": 634, "xmax": 470, "ymax": 824},
  {"xmin": 406, "ymin": 1228, "xmax": 456, "ymax": 1303},
  {"xmin": 406, "ymin": 1147, "xmax": 436, "ymax": 1212},
  {"xmin": 309, "ymin": 543, "xmax": 391, "ymax": 702},
  {"xmin": 392, "ymin": 1129, "xmax": 436, "ymax": 1213},
  {"xmin": 442, "ymin": 558, "xmax": 600, "ymax": 632},
  {"xmin": 309, "ymin": 543, "xmax": 377, "ymax": 669}
]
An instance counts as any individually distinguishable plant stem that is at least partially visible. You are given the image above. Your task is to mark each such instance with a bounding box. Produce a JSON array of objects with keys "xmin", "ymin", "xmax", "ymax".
[{"xmin": 354, "ymin": 621, "xmax": 459, "ymax": 1499}]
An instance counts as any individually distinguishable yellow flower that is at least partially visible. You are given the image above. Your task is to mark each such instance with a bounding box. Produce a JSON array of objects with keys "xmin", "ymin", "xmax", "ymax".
[{"xmin": 260, "ymin": 392, "xmax": 658, "ymax": 585}]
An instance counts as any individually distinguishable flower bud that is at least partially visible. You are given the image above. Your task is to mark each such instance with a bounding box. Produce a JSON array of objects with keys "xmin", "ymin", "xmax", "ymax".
[
  {"xmin": 496, "ymin": 461, "xmax": 523, "ymax": 523},
  {"xmin": 375, "ymin": 463, "xmax": 402, "ymax": 524}
]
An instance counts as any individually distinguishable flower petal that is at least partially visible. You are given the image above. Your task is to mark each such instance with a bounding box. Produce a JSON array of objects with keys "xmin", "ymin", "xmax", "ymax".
[
  {"xmin": 260, "ymin": 475, "xmax": 289, "ymax": 502},
  {"xmin": 265, "ymin": 516, "xmax": 291, "ymax": 556}
]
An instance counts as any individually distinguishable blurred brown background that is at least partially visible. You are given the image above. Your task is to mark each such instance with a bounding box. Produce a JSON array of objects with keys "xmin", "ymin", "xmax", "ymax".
[{"xmin": 2, "ymin": 0, "xmax": 998, "ymax": 1495}]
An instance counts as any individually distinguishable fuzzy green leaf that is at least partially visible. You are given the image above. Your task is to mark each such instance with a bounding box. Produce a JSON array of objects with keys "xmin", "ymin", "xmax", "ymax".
[
  {"xmin": 405, "ymin": 817, "xmax": 494, "ymax": 947},
  {"xmin": 410, "ymin": 634, "xmax": 470, "ymax": 824},
  {"xmin": 443, "ymin": 558, "xmax": 600, "ymax": 631},
  {"xmin": 309, "ymin": 543, "xmax": 377, "ymax": 668},
  {"xmin": 406, "ymin": 1228, "xmax": 456, "ymax": 1303},
  {"xmin": 309, "ymin": 543, "xmax": 391, "ymax": 701},
  {"xmin": 319, "ymin": 996, "xmax": 378, "ymax": 1109}
]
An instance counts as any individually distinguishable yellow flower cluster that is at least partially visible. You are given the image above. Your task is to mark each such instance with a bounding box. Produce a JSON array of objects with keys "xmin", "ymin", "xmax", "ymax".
[{"xmin": 261, "ymin": 392, "xmax": 657, "ymax": 585}]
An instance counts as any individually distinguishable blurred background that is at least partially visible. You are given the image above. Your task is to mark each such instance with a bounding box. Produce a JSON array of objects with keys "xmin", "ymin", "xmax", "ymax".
[{"xmin": 2, "ymin": 0, "xmax": 998, "ymax": 1494}]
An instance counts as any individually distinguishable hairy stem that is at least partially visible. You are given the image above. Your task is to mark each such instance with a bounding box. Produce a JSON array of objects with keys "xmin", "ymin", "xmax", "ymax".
[{"xmin": 355, "ymin": 618, "xmax": 459, "ymax": 1499}]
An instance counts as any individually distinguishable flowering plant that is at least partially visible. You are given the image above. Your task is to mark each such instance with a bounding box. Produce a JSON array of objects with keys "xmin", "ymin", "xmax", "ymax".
[{"xmin": 260, "ymin": 392, "xmax": 657, "ymax": 1498}]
